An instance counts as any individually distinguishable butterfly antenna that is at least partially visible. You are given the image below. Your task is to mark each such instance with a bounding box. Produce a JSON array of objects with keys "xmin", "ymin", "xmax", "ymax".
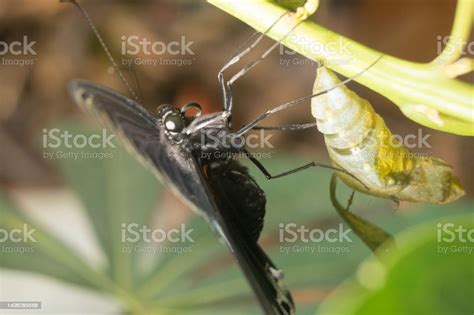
[
  {"xmin": 122, "ymin": 66, "xmax": 144, "ymax": 103},
  {"xmin": 61, "ymin": 0, "xmax": 141, "ymax": 102}
]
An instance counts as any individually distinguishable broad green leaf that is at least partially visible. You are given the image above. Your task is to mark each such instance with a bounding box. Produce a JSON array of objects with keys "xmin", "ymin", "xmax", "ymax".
[
  {"xmin": 0, "ymin": 196, "xmax": 114, "ymax": 292},
  {"xmin": 316, "ymin": 214, "xmax": 474, "ymax": 315}
]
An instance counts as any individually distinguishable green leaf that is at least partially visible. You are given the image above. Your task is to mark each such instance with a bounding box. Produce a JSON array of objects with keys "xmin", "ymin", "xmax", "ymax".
[
  {"xmin": 316, "ymin": 214, "xmax": 474, "ymax": 315},
  {"xmin": 0, "ymin": 196, "xmax": 114, "ymax": 292}
]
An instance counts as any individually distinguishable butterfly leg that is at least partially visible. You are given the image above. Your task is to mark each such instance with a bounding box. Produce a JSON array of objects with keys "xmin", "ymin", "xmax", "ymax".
[
  {"xmin": 244, "ymin": 149, "xmax": 370, "ymax": 191},
  {"xmin": 244, "ymin": 149, "xmax": 365, "ymax": 185},
  {"xmin": 217, "ymin": 14, "xmax": 286, "ymax": 115},
  {"xmin": 252, "ymin": 122, "xmax": 318, "ymax": 131},
  {"xmin": 218, "ymin": 1, "xmax": 319, "ymax": 119}
]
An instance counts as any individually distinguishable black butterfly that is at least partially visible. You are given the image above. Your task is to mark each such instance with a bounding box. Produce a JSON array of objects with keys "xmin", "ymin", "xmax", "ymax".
[
  {"xmin": 68, "ymin": 80, "xmax": 295, "ymax": 314},
  {"xmin": 63, "ymin": 1, "xmax": 343, "ymax": 312}
]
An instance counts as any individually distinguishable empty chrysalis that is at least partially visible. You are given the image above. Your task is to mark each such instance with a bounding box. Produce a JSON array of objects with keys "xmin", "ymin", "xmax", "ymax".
[{"xmin": 311, "ymin": 67, "xmax": 465, "ymax": 204}]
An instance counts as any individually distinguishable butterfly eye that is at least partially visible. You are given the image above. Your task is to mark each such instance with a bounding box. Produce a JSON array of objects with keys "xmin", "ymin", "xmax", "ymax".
[{"xmin": 164, "ymin": 113, "xmax": 185, "ymax": 133}]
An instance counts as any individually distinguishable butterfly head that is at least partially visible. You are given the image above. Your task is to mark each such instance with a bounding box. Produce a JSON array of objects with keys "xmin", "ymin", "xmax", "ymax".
[{"xmin": 156, "ymin": 102, "xmax": 202, "ymax": 135}]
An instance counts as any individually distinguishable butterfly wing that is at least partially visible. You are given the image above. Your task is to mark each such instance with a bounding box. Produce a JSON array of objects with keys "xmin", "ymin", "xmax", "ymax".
[
  {"xmin": 69, "ymin": 80, "xmax": 214, "ymax": 217},
  {"xmin": 68, "ymin": 80, "xmax": 294, "ymax": 314},
  {"xmin": 201, "ymin": 159, "xmax": 294, "ymax": 314}
]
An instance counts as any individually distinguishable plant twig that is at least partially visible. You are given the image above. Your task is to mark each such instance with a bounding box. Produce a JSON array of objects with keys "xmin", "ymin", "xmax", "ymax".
[{"xmin": 433, "ymin": 0, "xmax": 473, "ymax": 66}]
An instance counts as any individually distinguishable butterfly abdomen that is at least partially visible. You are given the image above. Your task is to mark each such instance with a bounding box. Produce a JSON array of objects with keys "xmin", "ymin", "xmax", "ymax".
[{"xmin": 206, "ymin": 160, "xmax": 266, "ymax": 243}]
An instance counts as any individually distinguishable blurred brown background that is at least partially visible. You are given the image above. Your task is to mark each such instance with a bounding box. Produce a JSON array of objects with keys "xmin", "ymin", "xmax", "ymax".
[{"xmin": 0, "ymin": 0, "xmax": 472, "ymax": 196}]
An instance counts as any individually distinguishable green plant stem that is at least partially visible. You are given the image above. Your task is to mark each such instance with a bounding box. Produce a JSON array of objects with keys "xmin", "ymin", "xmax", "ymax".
[
  {"xmin": 208, "ymin": 0, "xmax": 474, "ymax": 136},
  {"xmin": 433, "ymin": 0, "xmax": 473, "ymax": 65}
]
